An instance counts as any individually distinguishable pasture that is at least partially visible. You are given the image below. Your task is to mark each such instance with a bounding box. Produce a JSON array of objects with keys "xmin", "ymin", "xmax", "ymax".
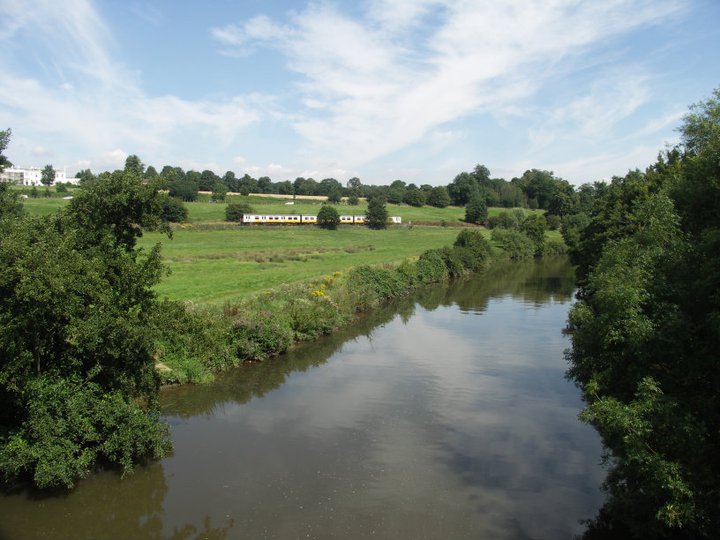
[{"xmin": 138, "ymin": 225, "xmax": 469, "ymax": 305}]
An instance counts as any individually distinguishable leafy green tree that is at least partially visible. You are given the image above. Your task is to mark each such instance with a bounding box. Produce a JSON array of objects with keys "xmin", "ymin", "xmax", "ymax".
[
  {"xmin": 159, "ymin": 195, "xmax": 188, "ymax": 223},
  {"xmin": 75, "ymin": 168, "xmax": 95, "ymax": 185},
  {"xmin": 40, "ymin": 164, "xmax": 54, "ymax": 186},
  {"xmin": 347, "ymin": 176, "xmax": 362, "ymax": 199},
  {"xmin": 0, "ymin": 182, "xmax": 23, "ymax": 220},
  {"xmin": 168, "ymin": 177, "xmax": 199, "ymax": 202},
  {"xmin": 0, "ymin": 128, "xmax": 11, "ymax": 173},
  {"xmin": 124, "ymin": 154, "xmax": 144, "ymax": 177},
  {"xmin": 366, "ymin": 195, "xmax": 388, "ymax": 230},
  {"xmin": 211, "ymin": 181, "xmax": 227, "ymax": 202},
  {"xmin": 426, "ymin": 186, "xmax": 450, "ymax": 208},
  {"xmin": 225, "ymin": 202, "xmax": 254, "ymax": 222},
  {"xmin": 347, "ymin": 194, "xmax": 360, "ymax": 206},
  {"xmin": 0, "ymin": 172, "xmax": 172, "ymax": 489},
  {"xmin": 569, "ymin": 88, "xmax": 720, "ymax": 539},
  {"xmin": 520, "ymin": 214, "xmax": 547, "ymax": 255},
  {"xmin": 464, "ymin": 195, "xmax": 487, "ymax": 224},
  {"xmin": 317, "ymin": 205, "xmax": 341, "ymax": 230},
  {"xmin": 257, "ymin": 176, "xmax": 272, "ymax": 194},
  {"xmin": 448, "ymin": 172, "xmax": 480, "ymax": 206},
  {"xmin": 403, "ymin": 185, "xmax": 426, "ymax": 207},
  {"xmin": 199, "ymin": 170, "xmax": 220, "ymax": 192},
  {"xmin": 144, "ymin": 165, "xmax": 158, "ymax": 180},
  {"xmin": 386, "ymin": 180, "xmax": 406, "ymax": 204}
]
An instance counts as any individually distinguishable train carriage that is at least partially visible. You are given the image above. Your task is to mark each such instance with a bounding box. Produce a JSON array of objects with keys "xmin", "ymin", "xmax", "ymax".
[{"xmin": 241, "ymin": 214, "xmax": 400, "ymax": 225}]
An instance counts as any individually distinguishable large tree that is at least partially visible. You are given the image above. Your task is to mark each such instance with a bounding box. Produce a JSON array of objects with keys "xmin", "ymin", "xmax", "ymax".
[
  {"xmin": 0, "ymin": 171, "xmax": 171, "ymax": 489},
  {"xmin": 568, "ymin": 88, "xmax": 720, "ymax": 538}
]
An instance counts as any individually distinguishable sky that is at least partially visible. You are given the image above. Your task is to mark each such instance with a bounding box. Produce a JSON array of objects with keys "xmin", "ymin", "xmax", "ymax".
[{"xmin": 0, "ymin": 0, "xmax": 718, "ymax": 186}]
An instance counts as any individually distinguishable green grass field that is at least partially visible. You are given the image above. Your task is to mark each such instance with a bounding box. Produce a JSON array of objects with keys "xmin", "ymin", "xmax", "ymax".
[
  {"xmin": 20, "ymin": 194, "xmax": 552, "ymax": 306},
  {"xmin": 138, "ymin": 226, "xmax": 468, "ymax": 305}
]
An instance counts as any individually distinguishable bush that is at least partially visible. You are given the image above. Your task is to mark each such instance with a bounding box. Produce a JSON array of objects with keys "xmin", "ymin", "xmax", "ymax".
[
  {"xmin": 160, "ymin": 195, "xmax": 188, "ymax": 223},
  {"xmin": 347, "ymin": 194, "xmax": 360, "ymax": 206},
  {"xmin": 416, "ymin": 249, "xmax": 450, "ymax": 283},
  {"xmin": 225, "ymin": 202, "xmax": 254, "ymax": 222},
  {"xmin": 465, "ymin": 196, "xmax": 488, "ymax": 224},
  {"xmin": 491, "ymin": 229, "xmax": 535, "ymax": 260},
  {"xmin": 231, "ymin": 311, "xmax": 294, "ymax": 361},
  {"xmin": 317, "ymin": 205, "xmax": 340, "ymax": 230},
  {"xmin": 366, "ymin": 196, "xmax": 388, "ymax": 229},
  {"xmin": 544, "ymin": 239, "xmax": 568, "ymax": 256},
  {"xmin": 346, "ymin": 266, "xmax": 409, "ymax": 310},
  {"xmin": 453, "ymin": 230, "xmax": 492, "ymax": 270}
]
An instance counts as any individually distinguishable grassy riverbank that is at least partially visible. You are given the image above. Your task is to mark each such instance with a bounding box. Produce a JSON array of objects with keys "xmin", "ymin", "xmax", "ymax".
[{"xmin": 151, "ymin": 229, "xmax": 498, "ymax": 385}]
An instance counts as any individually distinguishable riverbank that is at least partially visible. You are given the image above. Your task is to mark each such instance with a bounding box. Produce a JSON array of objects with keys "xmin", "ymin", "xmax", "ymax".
[{"xmin": 152, "ymin": 229, "xmax": 502, "ymax": 384}]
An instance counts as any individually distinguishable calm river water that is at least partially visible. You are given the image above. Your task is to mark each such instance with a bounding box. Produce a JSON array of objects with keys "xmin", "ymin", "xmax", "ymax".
[{"xmin": 0, "ymin": 257, "xmax": 605, "ymax": 540}]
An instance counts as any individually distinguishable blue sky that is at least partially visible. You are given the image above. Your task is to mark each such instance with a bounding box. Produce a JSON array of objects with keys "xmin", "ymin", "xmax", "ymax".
[{"xmin": 0, "ymin": 0, "xmax": 718, "ymax": 186}]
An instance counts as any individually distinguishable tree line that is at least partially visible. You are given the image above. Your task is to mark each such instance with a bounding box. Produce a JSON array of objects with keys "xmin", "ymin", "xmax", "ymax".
[{"xmin": 564, "ymin": 88, "xmax": 720, "ymax": 538}]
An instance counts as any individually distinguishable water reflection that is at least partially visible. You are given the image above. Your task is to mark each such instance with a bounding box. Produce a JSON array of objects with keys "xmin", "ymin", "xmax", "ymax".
[{"xmin": 0, "ymin": 257, "xmax": 603, "ymax": 540}]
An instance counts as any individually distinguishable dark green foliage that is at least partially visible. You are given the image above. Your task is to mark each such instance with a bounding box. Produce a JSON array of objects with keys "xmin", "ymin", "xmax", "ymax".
[
  {"xmin": 0, "ymin": 182, "xmax": 23, "ymax": 220},
  {"xmin": 347, "ymin": 194, "xmax": 360, "ymax": 206},
  {"xmin": 416, "ymin": 249, "xmax": 450, "ymax": 283},
  {"xmin": 366, "ymin": 196, "xmax": 388, "ymax": 229},
  {"xmin": 568, "ymin": 88, "xmax": 720, "ymax": 538},
  {"xmin": 168, "ymin": 178, "xmax": 199, "ymax": 202},
  {"xmin": 453, "ymin": 229, "xmax": 492, "ymax": 270},
  {"xmin": 0, "ymin": 128, "xmax": 11, "ymax": 173},
  {"xmin": 40, "ymin": 164, "xmax": 54, "ymax": 186},
  {"xmin": 232, "ymin": 312, "xmax": 294, "ymax": 361},
  {"xmin": 487, "ymin": 210, "xmax": 519, "ymax": 230},
  {"xmin": 0, "ymin": 172, "xmax": 171, "ymax": 489},
  {"xmin": 124, "ymin": 155, "xmax": 144, "ymax": 177},
  {"xmin": 159, "ymin": 195, "xmax": 188, "ymax": 223},
  {"xmin": 225, "ymin": 202, "xmax": 254, "ymax": 222},
  {"xmin": 211, "ymin": 181, "xmax": 227, "ymax": 202},
  {"xmin": 491, "ymin": 229, "xmax": 535, "ymax": 260},
  {"xmin": 426, "ymin": 186, "xmax": 450, "ymax": 208},
  {"xmin": 464, "ymin": 196, "xmax": 487, "ymax": 224},
  {"xmin": 347, "ymin": 265, "xmax": 410, "ymax": 310},
  {"xmin": 0, "ymin": 374, "xmax": 169, "ymax": 489},
  {"xmin": 520, "ymin": 214, "xmax": 547, "ymax": 255},
  {"xmin": 403, "ymin": 186, "xmax": 426, "ymax": 207},
  {"xmin": 317, "ymin": 205, "xmax": 341, "ymax": 230}
]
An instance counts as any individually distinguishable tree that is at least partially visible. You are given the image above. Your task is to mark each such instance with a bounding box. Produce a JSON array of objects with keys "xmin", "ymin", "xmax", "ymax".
[
  {"xmin": 347, "ymin": 194, "xmax": 360, "ymax": 206},
  {"xmin": 568, "ymin": 88, "xmax": 720, "ymax": 538},
  {"xmin": 317, "ymin": 205, "xmax": 341, "ymax": 230},
  {"xmin": 168, "ymin": 177, "xmax": 199, "ymax": 202},
  {"xmin": 211, "ymin": 181, "xmax": 228, "ymax": 202},
  {"xmin": 464, "ymin": 195, "xmax": 487, "ymax": 224},
  {"xmin": 347, "ymin": 176, "xmax": 362, "ymax": 198},
  {"xmin": 366, "ymin": 195, "xmax": 388, "ymax": 230},
  {"xmin": 0, "ymin": 128, "xmax": 11, "ymax": 173},
  {"xmin": 0, "ymin": 172, "xmax": 172, "ymax": 489},
  {"xmin": 75, "ymin": 169, "xmax": 95, "ymax": 185},
  {"xmin": 159, "ymin": 195, "xmax": 188, "ymax": 223},
  {"xmin": 327, "ymin": 187, "xmax": 342, "ymax": 204},
  {"xmin": 448, "ymin": 172, "xmax": 480, "ymax": 206},
  {"xmin": 520, "ymin": 214, "xmax": 547, "ymax": 255},
  {"xmin": 199, "ymin": 170, "xmax": 220, "ymax": 192},
  {"xmin": 426, "ymin": 186, "xmax": 450, "ymax": 208},
  {"xmin": 257, "ymin": 176, "xmax": 272, "ymax": 194},
  {"xmin": 124, "ymin": 155, "xmax": 144, "ymax": 178},
  {"xmin": 403, "ymin": 185, "xmax": 426, "ymax": 207},
  {"xmin": 225, "ymin": 202, "xmax": 254, "ymax": 222},
  {"xmin": 40, "ymin": 164, "xmax": 54, "ymax": 186},
  {"xmin": 144, "ymin": 165, "xmax": 158, "ymax": 180},
  {"xmin": 0, "ymin": 183, "xmax": 23, "ymax": 220}
]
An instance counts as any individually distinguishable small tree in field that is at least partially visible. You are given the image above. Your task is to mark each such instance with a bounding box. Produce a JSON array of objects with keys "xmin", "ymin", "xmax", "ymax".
[
  {"xmin": 225, "ymin": 202, "xmax": 254, "ymax": 222},
  {"xmin": 465, "ymin": 195, "xmax": 487, "ymax": 224},
  {"xmin": 317, "ymin": 205, "xmax": 341, "ymax": 230},
  {"xmin": 366, "ymin": 196, "xmax": 388, "ymax": 230},
  {"xmin": 41, "ymin": 164, "xmax": 54, "ymax": 186}
]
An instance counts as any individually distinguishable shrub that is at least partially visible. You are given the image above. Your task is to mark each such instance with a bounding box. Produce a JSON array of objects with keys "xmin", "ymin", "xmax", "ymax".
[
  {"xmin": 491, "ymin": 229, "xmax": 535, "ymax": 260},
  {"xmin": 225, "ymin": 202, "xmax": 254, "ymax": 222},
  {"xmin": 416, "ymin": 249, "xmax": 450, "ymax": 283},
  {"xmin": 347, "ymin": 265, "xmax": 409, "ymax": 310},
  {"xmin": 231, "ymin": 311, "xmax": 294, "ymax": 361},
  {"xmin": 544, "ymin": 239, "xmax": 568, "ymax": 256},
  {"xmin": 317, "ymin": 205, "xmax": 341, "ymax": 230},
  {"xmin": 160, "ymin": 195, "xmax": 188, "ymax": 223},
  {"xmin": 465, "ymin": 196, "xmax": 488, "ymax": 224}
]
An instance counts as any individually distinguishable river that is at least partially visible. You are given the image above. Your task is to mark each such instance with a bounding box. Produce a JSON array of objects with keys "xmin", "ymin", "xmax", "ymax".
[{"xmin": 0, "ymin": 257, "xmax": 605, "ymax": 540}]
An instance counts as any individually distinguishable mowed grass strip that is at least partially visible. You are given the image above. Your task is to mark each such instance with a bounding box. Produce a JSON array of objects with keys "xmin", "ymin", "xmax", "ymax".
[{"xmin": 138, "ymin": 225, "xmax": 470, "ymax": 305}]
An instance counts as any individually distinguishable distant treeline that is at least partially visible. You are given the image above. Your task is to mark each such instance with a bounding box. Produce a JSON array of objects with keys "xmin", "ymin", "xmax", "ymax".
[{"xmin": 75, "ymin": 158, "xmax": 585, "ymax": 213}]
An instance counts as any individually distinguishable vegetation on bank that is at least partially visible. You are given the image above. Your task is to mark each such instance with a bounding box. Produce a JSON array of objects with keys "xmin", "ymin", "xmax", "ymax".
[{"xmin": 565, "ymin": 88, "xmax": 720, "ymax": 538}]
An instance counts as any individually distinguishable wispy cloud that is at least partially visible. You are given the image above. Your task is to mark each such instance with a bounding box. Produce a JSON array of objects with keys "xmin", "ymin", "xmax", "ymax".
[
  {"xmin": 0, "ymin": 0, "xmax": 265, "ymax": 171},
  {"xmin": 212, "ymin": 0, "xmax": 685, "ymax": 174}
]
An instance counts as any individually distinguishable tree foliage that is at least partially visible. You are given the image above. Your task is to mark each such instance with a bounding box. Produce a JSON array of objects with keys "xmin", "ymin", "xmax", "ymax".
[
  {"xmin": 568, "ymin": 88, "xmax": 720, "ymax": 539},
  {"xmin": 366, "ymin": 195, "xmax": 388, "ymax": 230},
  {"xmin": 225, "ymin": 202, "xmax": 254, "ymax": 222},
  {"xmin": 40, "ymin": 164, "xmax": 54, "ymax": 186},
  {"xmin": 0, "ymin": 170, "xmax": 172, "ymax": 489},
  {"xmin": 317, "ymin": 205, "xmax": 340, "ymax": 230},
  {"xmin": 0, "ymin": 128, "xmax": 11, "ymax": 173},
  {"xmin": 464, "ymin": 195, "xmax": 487, "ymax": 224}
]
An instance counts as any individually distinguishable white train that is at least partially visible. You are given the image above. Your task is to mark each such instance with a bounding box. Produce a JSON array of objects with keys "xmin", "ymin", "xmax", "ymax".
[{"xmin": 242, "ymin": 214, "xmax": 402, "ymax": 225}]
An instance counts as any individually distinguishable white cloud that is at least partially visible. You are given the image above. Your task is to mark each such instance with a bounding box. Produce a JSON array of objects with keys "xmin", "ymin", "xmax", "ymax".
[{"xmin": 212, "ymin": 0, "xmax": 685, "ymax": 173}]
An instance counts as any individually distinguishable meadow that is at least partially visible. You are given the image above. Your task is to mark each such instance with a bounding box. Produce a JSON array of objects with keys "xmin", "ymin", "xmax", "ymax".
[{"xmin": 20, "ymin": 192, "xmax": 551, "ymax": 306}]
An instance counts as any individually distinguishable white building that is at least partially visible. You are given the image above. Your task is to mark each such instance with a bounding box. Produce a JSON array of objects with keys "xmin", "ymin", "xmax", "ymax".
[{"xmin": 0, "ymin": 166, "xmax": 76, "ymax": 186}]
